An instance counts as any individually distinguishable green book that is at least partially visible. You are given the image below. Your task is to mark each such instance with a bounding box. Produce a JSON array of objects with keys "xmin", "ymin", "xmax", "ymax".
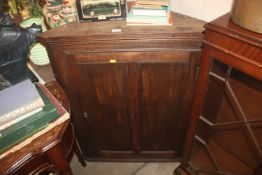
[
  {"xmin": 0, "ymin": 86, "xmax": 59, "ymax": 153},
  {"xmin": 126, "ymin": 10, "xmax": 169, "ymax": 24}
]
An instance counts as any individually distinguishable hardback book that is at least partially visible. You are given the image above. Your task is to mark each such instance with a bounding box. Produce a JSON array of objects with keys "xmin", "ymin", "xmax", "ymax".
[
  {"xmin": 0, "ymin": 79, "xmax": 45, "ymax": 130},
  {"xmin": 132, "ymin": 4, "xmax": 167, "ymax": 9},
  {"xmin": 0, "ymin": 108, "xmax": 43, "ymax": 131},
  {"xmin": 136, "ymin": 0, "xmax": 169, "ymax": 6},
  {"xmin": 132, "ymin": 7, "xmax": 167, "ymax": 16},
  {"xmin": 0, "ymin": 84, "xmax": 60, "ymax": 153},
  {"xmin": 126, "ymin": 11, "xmax": 172, "ymax": 25}
]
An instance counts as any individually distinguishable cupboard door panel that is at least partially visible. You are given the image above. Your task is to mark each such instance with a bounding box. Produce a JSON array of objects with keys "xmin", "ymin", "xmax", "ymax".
[
  {"xmin": 139, "ymin": 62, "xmax": 188, "ymax": 151},
  {"xmin": 74, "ymin": 61, "xmax": 132, "ymax": 155},
  {"xmin": 66, "ymin": 50, "xmax": 199, "ymax": 159}
]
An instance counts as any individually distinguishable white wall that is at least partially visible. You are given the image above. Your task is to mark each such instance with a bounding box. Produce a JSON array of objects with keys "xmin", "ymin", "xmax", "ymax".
[{"xmin": 171, "ymin": 0, "xmax": 234, "ymax": 22}]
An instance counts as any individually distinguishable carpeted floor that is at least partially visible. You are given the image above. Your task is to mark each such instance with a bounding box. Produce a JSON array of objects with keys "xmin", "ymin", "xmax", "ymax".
[{"xmin": 70, "ymin": 155, "xmax": 180, "ymax": 175}]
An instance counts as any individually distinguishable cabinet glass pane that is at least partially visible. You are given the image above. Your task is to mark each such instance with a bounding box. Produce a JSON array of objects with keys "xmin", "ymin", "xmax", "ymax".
[
  {"xmin": 229, "ymin": 69, "xmax": 262, "ymax": 121},
  {"xmin": 189, "ymin": 140, "xmax": 217, "ymax": 173},
  {"xmin": 190, "ymin": 59, "xmax": 262, "ymax": 175}
]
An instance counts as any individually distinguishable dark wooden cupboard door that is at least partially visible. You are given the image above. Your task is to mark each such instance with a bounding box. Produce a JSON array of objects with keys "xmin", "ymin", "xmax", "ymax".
[
  {"xmin": 69, "ymin": 54, "xmax": 132, "ymax": 157},
  {"xmin": 67, "ymin": 51, "xmax": 199, "ymax": 159},
  {"xmin": 187, "ymin": 60, "xmax": 262, "ymax": 175},
  {"xmin": 138, "ymin": 62, "xmax": 187, "ymax": 153},
  {"xmin": 133, "ymin": 50, "xmax": 199, "ymax": 157}
]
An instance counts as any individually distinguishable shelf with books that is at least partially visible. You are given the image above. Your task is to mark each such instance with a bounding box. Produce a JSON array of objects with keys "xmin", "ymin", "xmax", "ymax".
[
  {"xmin": 0, "ymin": 80, "xmax": 86, "ymax": 175},
  {"xmin": 0, "ymin": 82, "xmax": 67, "ymax": 154}
]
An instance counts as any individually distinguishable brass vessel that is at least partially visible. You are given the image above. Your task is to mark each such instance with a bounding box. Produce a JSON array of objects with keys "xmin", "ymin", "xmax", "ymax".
[{"xmin": 231, "ymin": 0, "xmax": 262, "ymax": 33}]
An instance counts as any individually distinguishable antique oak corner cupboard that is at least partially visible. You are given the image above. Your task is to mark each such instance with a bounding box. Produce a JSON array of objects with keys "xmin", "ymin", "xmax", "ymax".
[{"xmin": 38, "ymin": 13, "xmax": 205, "ymax": 161}]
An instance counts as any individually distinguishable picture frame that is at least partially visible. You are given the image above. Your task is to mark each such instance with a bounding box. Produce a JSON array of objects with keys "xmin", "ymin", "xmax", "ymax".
[{"xmin": 76, "ymin": 0, "xmax": 126, "ymax": 22}]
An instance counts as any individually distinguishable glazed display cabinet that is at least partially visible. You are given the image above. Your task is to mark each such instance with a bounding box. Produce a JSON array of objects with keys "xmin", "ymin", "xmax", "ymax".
[{"xmin": 175, "ymin": 14, "xmax": 262, "ymax": 175}]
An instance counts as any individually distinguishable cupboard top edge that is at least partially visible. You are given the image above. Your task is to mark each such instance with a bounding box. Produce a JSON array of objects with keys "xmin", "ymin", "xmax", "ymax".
[{"xmin": 38, "ymin": 12, "xmax": 205, "ymax": 41}]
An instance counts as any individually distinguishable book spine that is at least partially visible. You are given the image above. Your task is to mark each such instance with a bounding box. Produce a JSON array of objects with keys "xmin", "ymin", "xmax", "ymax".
[
  {"xmin": 0, "ymin": 98, "xmax": 44, "ymax": 124},
  {"xmin": 0, "ymin": 108, "xmax": 58, "ymax": 153},
  {"xmin": 0, "ymin": 108, "xmax": 42, "ymax": 131},
  {"xmin": 132, "ymin": 9, "xmax": 167, "ymax": 16},
  {"xmin": 0, "ymin": 112, "xmax": 70, "ymax": 159},
  {"xmin": 136, "ymin": 0, "xmax": 168, "ymax": 6}
]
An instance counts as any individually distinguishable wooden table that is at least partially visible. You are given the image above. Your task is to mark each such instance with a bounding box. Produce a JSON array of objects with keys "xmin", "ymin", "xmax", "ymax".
[{"xmin": 0, "ymin": 70, "xmax": 86, "ymax": 174}]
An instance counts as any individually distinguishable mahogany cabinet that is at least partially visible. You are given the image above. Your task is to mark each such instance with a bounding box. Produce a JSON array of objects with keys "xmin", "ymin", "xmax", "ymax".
[
  {"xmin": 174, "ymin": 14, "xmax": 262, "ymax": 174},
  {"xmin": 38, "ymin": 13, "xmax": 205, "ymax": 161}
]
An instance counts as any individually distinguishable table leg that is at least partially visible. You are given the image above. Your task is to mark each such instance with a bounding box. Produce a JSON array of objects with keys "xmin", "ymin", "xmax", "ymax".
[{"xmin": 46, "ymin": 143, "xmax": 73, "ymax": 175}]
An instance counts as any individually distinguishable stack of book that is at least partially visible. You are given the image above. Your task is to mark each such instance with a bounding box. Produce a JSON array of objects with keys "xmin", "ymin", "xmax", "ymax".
[
  {"xmin": 0, "ymin": 79, "xmax": 61, "ymax": 153},
  {"xmin": 126, "ymin": 0, "xmax": 172, "ymax": 26}
]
